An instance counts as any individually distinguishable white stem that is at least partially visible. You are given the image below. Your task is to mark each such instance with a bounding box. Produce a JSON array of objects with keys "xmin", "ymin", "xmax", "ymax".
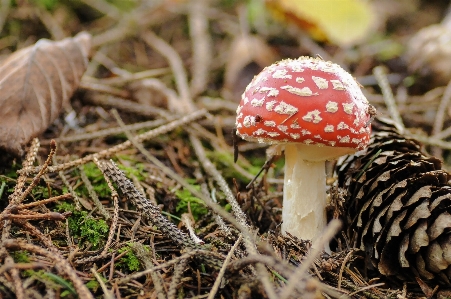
[{"xmin": 281, "ymin": 143, "xmax": 327, "ymax": 242}]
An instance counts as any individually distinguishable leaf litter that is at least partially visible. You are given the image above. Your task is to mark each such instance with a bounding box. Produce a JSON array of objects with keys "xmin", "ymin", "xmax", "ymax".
[{"xmin": 1, "ymin": 1, "xmax": 451, "ymax": 298}]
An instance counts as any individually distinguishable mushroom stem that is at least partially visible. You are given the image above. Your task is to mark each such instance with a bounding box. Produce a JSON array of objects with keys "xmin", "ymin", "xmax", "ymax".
[{"xmin": 281, "ymin": 143, "xmax": 327, "ymax": 243}]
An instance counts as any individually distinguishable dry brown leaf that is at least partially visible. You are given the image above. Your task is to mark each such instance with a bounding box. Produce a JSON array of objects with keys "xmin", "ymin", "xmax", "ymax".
[{"xmin": 0, "ymin": 32, "xmax": 91, "ymax": 155}]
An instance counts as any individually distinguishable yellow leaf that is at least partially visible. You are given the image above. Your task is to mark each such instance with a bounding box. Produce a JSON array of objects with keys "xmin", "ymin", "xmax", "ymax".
[{"xmin": 266, "ymin": 0, "xmax": 375, "ymax": 46}]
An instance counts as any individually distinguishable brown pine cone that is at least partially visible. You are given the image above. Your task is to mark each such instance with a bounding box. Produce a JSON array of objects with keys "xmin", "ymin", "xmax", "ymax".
[{"xmin": 337, "ymin": 118, "xmax": 451, "ymax": 285}]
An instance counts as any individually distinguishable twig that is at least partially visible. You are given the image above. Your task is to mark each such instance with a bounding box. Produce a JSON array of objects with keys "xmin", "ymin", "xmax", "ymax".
[
  {"xmin": 117, "ymin": 249, "xmax": 225, "ymax": 285},
  {"xmin": 338, "ymin": 249, "xmax": 354, "ymax": 290},
  {"xmin": 189, "ymin": 0, "xmax": 212, "ymax": 96},
  {"xmin": 279, "ymin": 219, "xmax": 342, "ymax": 299},
  {"xmin": 189, "ymin": 134, "xmax": 249, "ymax": 228},
  {"xmin": 9, "ymin": 138, "xmax": 40, "ymax": 203},
  {"xmin": 19, "ymin": 109, "xmax": 207, "ymax": 175},
  {"xmin": 431, "ymin": 79, "xmax": 451, "ymax": 156},
  {"xmin": 373, "ymin": 66, "xmax": 405, "ymax": 133},
  {"xmin": 54, "ymin": 156, "xmax": 81, "ymax": 210},
  {"xmin": 3, "ymin": 239, "xmax": 94, "ymax": 299},
  {"xmin": 194, "ymin": 168, "xmax": 231, "ymax": 235},
  {"xmin": 167, "ymin": 258, "xmax": 189, "ymax": 299},
  {"xmin": 5, "ymin": 256, "xmax": 24, "ymax": 299},
  {"xmin": 84, "ymin": 68, "xmax": 170, "ymax": 85},
  {"xmin": 106, "ymin": 111, "xmax": 248, "ymax": 239},
  {"xmin": 94, "ymin": 157, "xmax": 119, "ymax": 256},
  {"xmin": 142, "ymin": 30, "xmax": 194, "ymax": 113},
  {"xmin": 79, "ymin": 165, "xmax": 110, "ymax": 220},
  {"xmin": 347, "ymin": 283, "xmax": 386, "ymax": 297},
  {"xmin": 79, "ymin": 0, "xmax": 121, "ymax": 20},
  {"xmin": 16, "ymin": 194, "xmax": 72, "ymax": 210},
  {"xmin": 181, "ymin": 214, "xmax": 204, "ymax": 245},
  {"xmin": 90, "ymin": 267, "xmax": 115, "ymax": 299},
  {"xmin": 16, "ymin": 140, "xmax": 56, "ymax": 204},
  {"xmin": 34, "ymin": 6, "xmax": 66, "ymax": 40},
  {"xmin": 207, "ymin": 235, "xmax": 242, "ymax": 299},
  {"xmin": 189, "ymin": 133, "xmax": 278, "ymax": 299},
  {"xmin": 130, "ymin": 242, "xmax": 166, "ymax": 299}
]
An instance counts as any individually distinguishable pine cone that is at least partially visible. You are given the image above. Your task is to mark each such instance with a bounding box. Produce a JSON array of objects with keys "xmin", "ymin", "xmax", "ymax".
[{"xmin": 337, "ymin": 118, "xmax": 451, "ymax": 285}]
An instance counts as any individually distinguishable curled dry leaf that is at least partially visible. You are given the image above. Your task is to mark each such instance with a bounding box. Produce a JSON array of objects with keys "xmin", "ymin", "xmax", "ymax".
[{"xmin": 0, "ymin": 32, "xmax": 91, "ymax": 156}]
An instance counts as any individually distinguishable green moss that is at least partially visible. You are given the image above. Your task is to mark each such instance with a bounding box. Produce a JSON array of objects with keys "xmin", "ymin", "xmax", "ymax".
[
  {"xmin": 117, "ymin": 244, "xmax": 146, "ymax": 272},
  {"xmin": 175, "ymin": 182, "xmax": 208, "ymax": 221},
  {"xmin": 56, "ymin": 202, "xmax": 109, "ymax": 249},
  {"xmin": 12, "ymin": 250, "xmax": 30, "ymax": 263}
]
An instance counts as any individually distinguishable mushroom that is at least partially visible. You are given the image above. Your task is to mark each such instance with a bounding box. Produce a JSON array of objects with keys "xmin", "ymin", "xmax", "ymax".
[{"xmin": 235, "ymin": 56, "xmax": 374, "ymax": 244}]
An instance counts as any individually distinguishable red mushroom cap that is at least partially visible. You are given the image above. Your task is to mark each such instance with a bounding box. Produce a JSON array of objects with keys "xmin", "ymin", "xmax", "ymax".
[{"xmin": 235, "ymin": 57, "xmax": 372, "ymax": 151}]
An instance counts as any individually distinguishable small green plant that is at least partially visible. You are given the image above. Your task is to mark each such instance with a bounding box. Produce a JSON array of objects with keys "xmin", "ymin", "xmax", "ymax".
[
  {"xmin": 117, "ymin": 243, "xmax": 146, "ymax": 272},
  {"xmin": 56, "ymin": 202, "xmax": 109, "ymax": 249},
  {"xmin": 12, "ymin": 250, "xmax": 30, "ymax": 263}
]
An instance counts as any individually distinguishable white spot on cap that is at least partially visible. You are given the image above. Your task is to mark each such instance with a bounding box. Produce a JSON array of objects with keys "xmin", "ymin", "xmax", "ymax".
[
  {"xmin": 301, "ymin": 129, "xmax": 311, "ymax": 135},
  {"xmin": 236, "ymin": 123, "xmax": 242, "ymax": 129},
  {"xmin": 266, "ymin": 100, "xmax": 277, "ymax": 111},
  {"xmin": 302, "ymin": 110, "xmax": 322, "ymax": 123},
  {"xmin": 236, "ymin": 105, "xmax": 243, "ymax": 115},
  {"xmin": 290, "ymin": 133, "xmax": 300, "ymax": 139},
  {"xmin": 254, "ymin": 128, "xmax": 267, "ymax": 136},
  {"xmin": 267, "ymin": 132, "xmax": 280, "ymax": 137},
  {"xmin": 339, "ymin": 135, "xmax": 350, "ymax": 143},
  {"xmin": 359, "ymin": 127, "xmax": 366, "ymax": 134},
  {"xmin": 324, "ymin": 125, "xmax": 334, "ymax": 132},
  {"xmin": 337, "ymin": 122, "xmax": 349, "ymax": 130},
  {"xmin": 352, "ymin": 138, "xmax": 361, "ymax": 144},
  {"xmin": 278, "ymin": 125, "xmax": 288, "ymax": 132},
  {"xmin": 251, "ymin": 98, "xmax": 265, "ymax": 107},
  {"xmin": 329, "ymin": 141, "xmax": 336, "ymax": 146},
  {"xmin": 243, "ymin": 116, "xmax": 256, "ymax": 128},
  {"xmin": 281, "ymin": 85, "xmax": 315, "ymax": 96},
  {"xmin": 312, "ymin": 76, "xmax": 328, "ymax": 89},
  {"xmin": 260, "ymin": 87, "xmax": 279, "ymax": 97},
  {"xmin": 296, "ymin": 77, "xmax": 305, "ymax": 83},
  {"xmin": 326, "ymin": 101, "xmax": 338, "ymax": 113},
  {"xmin": 274, "ymin": 101, "xmax": 298, "ymax": 115},
  {"xmin": 291, "ymin": 65, "xmax": 305, "ymax": 72},
  {"xmin": 304, "ymin": 139, "xmax": 314, "ymax": 145},
  {"xmin": 331, "ymin": 80, "xmax": 345, "ymax": 90},
  {"xmin": 342, "ymin": 103, "xmax": 354, "ymax": 115},
  {"xmin": 290, "ymin": 119, "xmax": 300, "ymax": 129},
  {"xmin": 272, "ymin": 69, "xmax": 292, "ymax": 79},
  {"xmin": 353, "ymin": 112, "xmax": 360, "ymax": 126},
  {"xmin": 243, "ymin": 96, "xmax": 249, "ymax": 105},
  {"xmin": 264, "ymin": 120, "xmax": 276, "ymax": 127}
]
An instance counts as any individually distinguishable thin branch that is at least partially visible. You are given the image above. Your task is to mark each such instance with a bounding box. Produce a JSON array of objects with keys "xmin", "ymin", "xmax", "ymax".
[
  {"xmin": 373, "ymin": 66, "xmax": 405, "ymax": 133},
  {"xmin": 207, "ymin": 235, "xmax": 243, "ymax": 299}
]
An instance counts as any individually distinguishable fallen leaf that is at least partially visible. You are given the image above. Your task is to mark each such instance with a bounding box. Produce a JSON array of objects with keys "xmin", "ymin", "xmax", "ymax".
[
  {"xmin": 0, "ymin": 32, "xmax": 91, "ymax": 155},
  {"xmin": 266, "ymin": 0, "xmax": 375, "ymax": 46}
]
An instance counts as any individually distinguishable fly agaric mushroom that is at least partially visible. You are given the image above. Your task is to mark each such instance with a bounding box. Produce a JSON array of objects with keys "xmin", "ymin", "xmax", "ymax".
[{"xmin": 235, "ymin": 56, "xmax": 374, "ymax": 243}]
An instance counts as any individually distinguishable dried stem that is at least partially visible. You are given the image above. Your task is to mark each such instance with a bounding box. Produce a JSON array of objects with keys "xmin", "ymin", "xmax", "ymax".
[
  {"xmin": 207, "ymin": 235, "xmax": 243, "ymax": 299},
  {"xmin": 189, "ymin": 0, "xmax": 212, "ymax": 96},
  {"xmin": 142, "ymin": 30, "xmax": 194, "ymax": 113},
  {"xmin": 3, "ymin": 239, "xmax": 94, "ymax": 299},
  {"xmin": 373, "ymin": 66, "xmax": 405, "ymax": 133},
  {"xmin": 19, "ymin": 109, "xmax": 207, "ymax": 175},
  {"xmin": 279, "ymin": 219, "xmax": 342, "ymax": 299}
]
